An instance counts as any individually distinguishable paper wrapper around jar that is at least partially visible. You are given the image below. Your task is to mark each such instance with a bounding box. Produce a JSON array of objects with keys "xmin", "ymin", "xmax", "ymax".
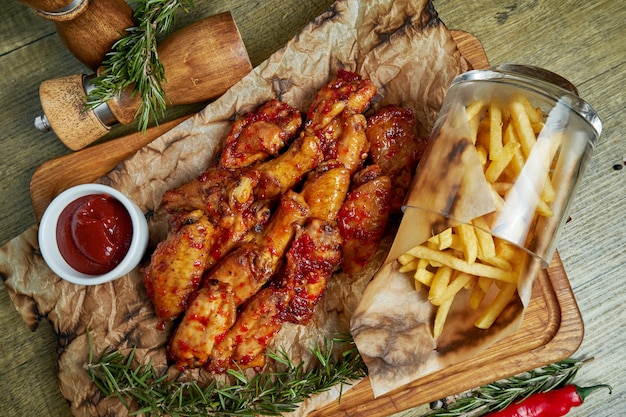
[
  {"xmin": 350, "ymin": 100, "xmax": 541, "ymax": 398},
  {"xmin": 1, "ymin": 0, "xmax": 473, "ymax": 415}
]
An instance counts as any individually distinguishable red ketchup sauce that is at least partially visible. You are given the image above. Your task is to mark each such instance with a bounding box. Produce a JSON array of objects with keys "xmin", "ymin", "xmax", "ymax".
[{"xmin": 56, "ymin": 193, "xmax": 133, "ymax": 275}]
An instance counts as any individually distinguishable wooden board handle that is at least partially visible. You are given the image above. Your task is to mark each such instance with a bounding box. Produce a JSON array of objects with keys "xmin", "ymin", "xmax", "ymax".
[{"xmin": 30, "ymin": 115, "xmax": 191, "ymax": 220}]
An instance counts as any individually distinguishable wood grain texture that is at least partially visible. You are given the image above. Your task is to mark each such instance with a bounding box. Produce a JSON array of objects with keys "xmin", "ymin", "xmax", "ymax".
[
  {"xmin": 52, "ymin": 0, "xmax": 134, "ymax": 70},
  {"xmin": 1, "ymin": 1, "xmax": 624, "ymax": 417},
  {"xmin": 29, "ymin": 115, "xmax": 191, "ymax": 219}
]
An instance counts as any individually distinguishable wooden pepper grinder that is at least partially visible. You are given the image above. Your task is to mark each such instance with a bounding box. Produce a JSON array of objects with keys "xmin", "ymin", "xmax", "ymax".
[
  {"xmin": 35, "ymin": 12, "xmax": 253, "ymax": 150},
  {"xmin": 19, "ymin": 0, "xmax": 134, "ymax": 70}
]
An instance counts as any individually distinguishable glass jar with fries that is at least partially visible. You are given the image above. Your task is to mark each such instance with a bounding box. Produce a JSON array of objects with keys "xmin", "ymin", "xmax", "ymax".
[{"xmin": 393, "ymin": 64, "xmax": 602, "ymax": 338}]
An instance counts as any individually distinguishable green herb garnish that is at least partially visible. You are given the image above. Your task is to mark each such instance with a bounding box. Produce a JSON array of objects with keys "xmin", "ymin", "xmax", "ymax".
[
  {"xmin": 86, "ymin": 334, "xmax": 366, "ymax": 416},
  {"xmin": 424, "ymin": 358, "xmax": 588, "ymax": 416},
  {"xmin": 86, "ymin": 0, "xmax": 195, "ymax": 132}
]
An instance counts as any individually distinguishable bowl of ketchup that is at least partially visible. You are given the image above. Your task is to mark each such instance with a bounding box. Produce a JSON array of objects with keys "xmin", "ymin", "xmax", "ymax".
[{"xmin": 38, "ymin": 184, "xmax": 149, "ymax": 285}]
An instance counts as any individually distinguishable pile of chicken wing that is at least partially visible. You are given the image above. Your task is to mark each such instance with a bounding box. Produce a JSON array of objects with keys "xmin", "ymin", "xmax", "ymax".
[{"xmin": 141, "ymin": 70, "xmax": 429, "ymax": 373}]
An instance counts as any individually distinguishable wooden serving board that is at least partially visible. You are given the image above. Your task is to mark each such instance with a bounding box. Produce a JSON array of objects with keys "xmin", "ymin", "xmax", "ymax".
[{"xmin": 28, "ymin": 31, "xmax": 584, "ymax": 417}]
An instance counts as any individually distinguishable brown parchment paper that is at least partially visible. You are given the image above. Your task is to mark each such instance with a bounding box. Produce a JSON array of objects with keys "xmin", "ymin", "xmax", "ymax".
[{"xmin": 0, "ymin": 0, "xmax": 469, "ymax": 415}]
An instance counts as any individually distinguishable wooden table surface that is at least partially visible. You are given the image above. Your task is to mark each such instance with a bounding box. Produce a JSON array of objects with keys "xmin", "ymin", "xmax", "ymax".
[{"xmin": 1, "ymin": 1, "xmax": 623, "ymax": 416}]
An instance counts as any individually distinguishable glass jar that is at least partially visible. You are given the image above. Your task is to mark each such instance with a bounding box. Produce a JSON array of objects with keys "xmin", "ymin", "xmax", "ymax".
[{"xmin": 390, "ymin": 64, "xmax": 602, "ymax": 316}]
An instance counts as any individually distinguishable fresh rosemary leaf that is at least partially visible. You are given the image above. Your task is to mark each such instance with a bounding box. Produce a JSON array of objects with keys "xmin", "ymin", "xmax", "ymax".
[
  {"xmin": 87, "ymin": 335, "xmax": 367, "ymax": 416},
  {"xmin": 424, "ymin": 357, "xmax": 587, "ymax": 416},
  {"xmin": 86, "ymin": 0, "xmax": 195, "ymax": 132}
]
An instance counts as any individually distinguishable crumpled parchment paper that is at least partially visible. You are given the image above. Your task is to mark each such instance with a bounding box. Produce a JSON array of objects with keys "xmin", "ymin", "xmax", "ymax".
[{"xmin": 0, "ymin": 0, "xmax": 473, "ymax": 414}]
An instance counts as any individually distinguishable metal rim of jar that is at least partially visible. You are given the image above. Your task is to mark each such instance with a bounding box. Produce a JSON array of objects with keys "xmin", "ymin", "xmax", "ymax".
[{"xmin": 452, "ymin": 63, "xmax": 603, "ymax": 144}]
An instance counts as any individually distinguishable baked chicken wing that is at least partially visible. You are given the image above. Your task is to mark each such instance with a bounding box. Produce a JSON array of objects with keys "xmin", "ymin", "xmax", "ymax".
[
  {"xmin": 219, "ymin": 99, "xmax": 302, "ymax": 169},
  {"xmin": 206, "ymin": 190, "xmax": 310, "ymax": 307},
  {"xmin": 337, "ymin": 165, "xmax": 392, "ymax": 275},
  {"xmin": 142, "ymin": 211, "xmax": 216, "ymax": 321},
  {"xmin": 366, "ymin": 106, "xmax": 428, "ymax": 213},
  {"xmin": 306, "ymin": 69, "xmax": 376, "ymax": 132},
  {"xmin": 167, "ymin": 280, "xmax": 236, "ymax": 369}
]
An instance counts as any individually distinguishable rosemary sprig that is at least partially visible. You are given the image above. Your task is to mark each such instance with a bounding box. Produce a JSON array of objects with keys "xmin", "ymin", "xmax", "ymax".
[
  {"xmin": 86, "ymin": 0, "xmax": 195, "ymax": 132},
  {"xmin": 424, "ymin": 357, "xmax": 588, "ymax": 416},
  {"xmin": 86, "ymin": 334, "xmax": 367, "ymax": 416}
]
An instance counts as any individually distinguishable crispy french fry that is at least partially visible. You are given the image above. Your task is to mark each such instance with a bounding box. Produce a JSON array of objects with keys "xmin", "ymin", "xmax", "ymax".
[
  {"xmin": 466, "ymin": 99, "xmax": 486, "ymax": 122},
  {"xmin": 433, "ymin": 296, "xmax": 454, "ymax": 339},
  {"xmin": 456, "ymin": 223, "xmax": 478, "ymax": 264},
  {"xmin": 478, "ymin": 276, "xmax": 493, "ymax": 293},
  {"xmin": 517, "ymin": 95, "xmax": 543, "ymax": 125},
  {"xmin": 503, "ymin": 122, "xmax": 527, "ymax": 177},
  {"xmin": 491, "ymin": 181, "xmax": 513, "ymax": 195},
  {"xmin": 475, "ymin": 145, "xmax": 488, "ymax": 166},
  {"xmin": 428, "ymin": 228, "xmax": 453, "ymax": 250},
  {"xmin": 398, "ymin": 253, "xmax": 416, "ymax": 266},
  {"xmin": 475, "ymin": 282, "xmax": 517, "ymax": 329},
  {"xmin": 466, "ymin": 100, "xmax": 486, "ymax": 144},
  {"xmin": 510, "ymin": 99, "xmax": 537, "ymax": 158},
  {"xmin": 441, "ymin": 272, "xmax": 474, "ymax": 301},
  {"xmin": 398, "ymin": 257, "xmax": 419, "ymax": 273},
  {"xmin": 414, "ymin": 258, "xmax": 434, "ymax": 286},
  {"xmin": 488, "ymin": 102, "xmax": 504, "ymax": 160},
  {"xmin": 405, "ymin": 245, "xmax": 517, "ymax": 283},
  {"xmin": 535, "ymin": 198, "xmax": 554, "ymax": 217},
  {"xmin": 429, "ymin": 266, "xmax": 452, "ymax": 306},
  {"xmin": 541, "ymin": 177, "xmax": 556, "ymax": 204},
  {"xmin": 532, "ymin": 121, "xmax": 544, "ymax": 134},
  {"xmin": 472, "ymin": 217, "xmax": 497, "ymax": 261},
  {"xmin": 469, "ymin": 280, "xmax": 486, "ymax": 309},
  {"xmin": 488, "ymin": 184, "xmax": 506, "ymax": 211},
  {"xmin": 485, "ymin": 140, "xmax": 520, "ymax": 183}
]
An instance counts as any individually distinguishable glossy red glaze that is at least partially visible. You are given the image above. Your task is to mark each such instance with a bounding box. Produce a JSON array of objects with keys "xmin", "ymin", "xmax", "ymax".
[{"xmin": 56, "ymin": 194, "xmax": 133, "ymax": 275}]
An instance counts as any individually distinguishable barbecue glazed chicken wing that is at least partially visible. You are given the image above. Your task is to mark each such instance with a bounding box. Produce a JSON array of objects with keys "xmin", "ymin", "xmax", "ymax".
[
  {"xmin": 219, "ymin": 99, "xmax": 302, "ymax": 169},
  {"xmin": 323, "ymin": 112, "xmax": 370, "ymax": 175},
  {"xmin": 337, "ymin": 165, "xmax": 392, "ymax": 275},
  {"xmin": 300, "ymin": 162, "xmax": 351, "ymax": 221},
  {"xmin": 167, "ymin": 281, "xmax": 236, "ymax": 370},
  {"xmin": 208, "ymin": 191, "xmax": 310, "ymax": 306},
  {"xmin": 279, "ymin": 219, "xmax": 343, "ymax": 325},
  {"xmin": 142, "ymin": 211, "xmax": 216, "ymax": 321},
  {"xmin": 160, "ymin": 168, "xmax": 244, "ymax": 220},
  {"xmin": 252, "ymin": 131, "xmax": 324, "ymax": 201},
  {"xmin": 306, "ymin": 69, "xmax": 376, "ymax": 132},
  {"xmin": 366, "ymin": 106, "xmax": 428, "ymax": 214}
]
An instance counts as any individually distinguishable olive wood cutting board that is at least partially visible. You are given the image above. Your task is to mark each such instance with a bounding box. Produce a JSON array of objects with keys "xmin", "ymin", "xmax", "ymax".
[{"xmin": 28, "ymin": 30, "xmax": 584, "ymax": 416}]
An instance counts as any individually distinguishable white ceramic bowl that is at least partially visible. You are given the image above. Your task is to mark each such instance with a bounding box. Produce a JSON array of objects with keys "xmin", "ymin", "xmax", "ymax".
[{"xmin": 38, "ymin": 184, "xmax": 149, "ymax": 285}]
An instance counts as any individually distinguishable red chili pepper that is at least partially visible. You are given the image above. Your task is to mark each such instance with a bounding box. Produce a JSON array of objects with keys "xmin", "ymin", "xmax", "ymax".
[{"xmin": 484, "ymin": 384, "xmax": 611, "ymax": 417}]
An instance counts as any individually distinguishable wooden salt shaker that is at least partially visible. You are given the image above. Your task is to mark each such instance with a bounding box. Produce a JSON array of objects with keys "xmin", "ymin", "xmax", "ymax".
[
  {"xmin": 19, "ymin": 0, "xmax": 134, "ymax": 70},
  {"xmin": 35, "ymin": 12, "xmax": 253, "ymax": 151}
]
